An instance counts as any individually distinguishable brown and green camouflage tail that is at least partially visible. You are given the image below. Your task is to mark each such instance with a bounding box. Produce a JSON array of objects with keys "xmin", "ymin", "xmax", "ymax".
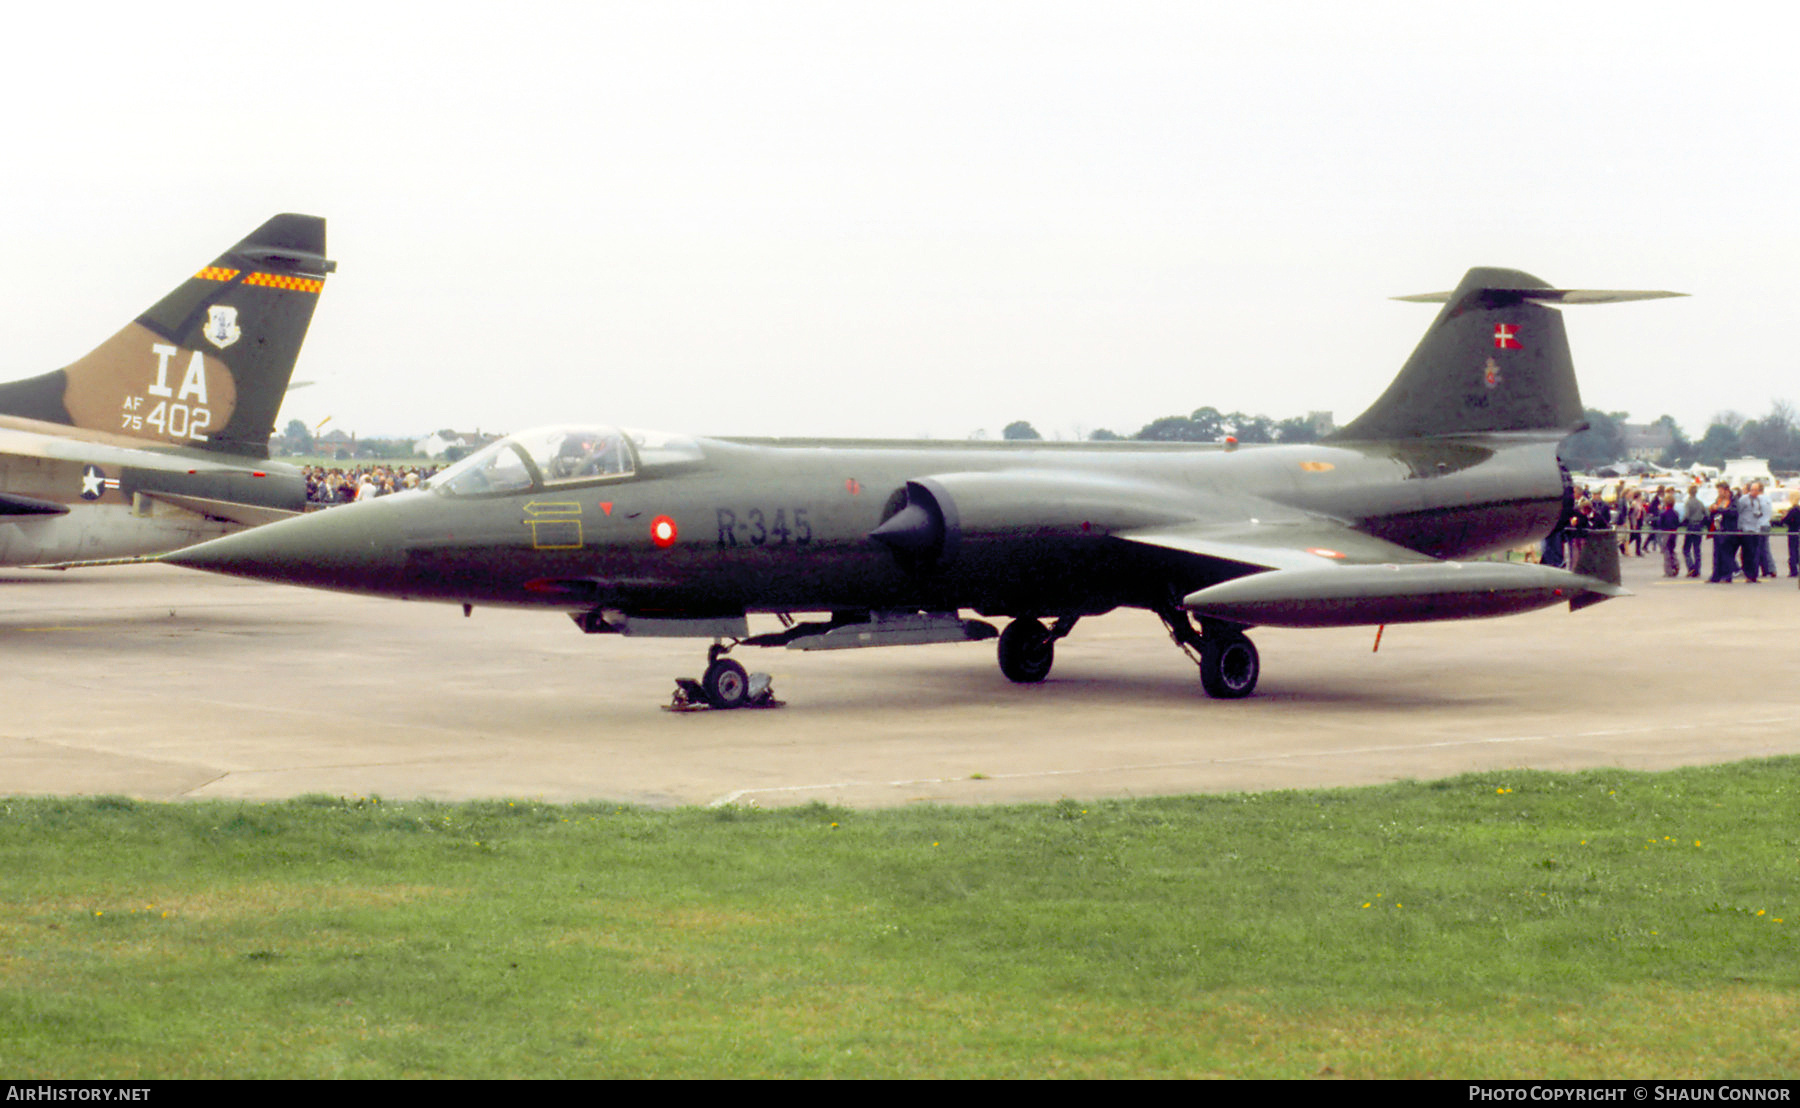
[{"xmin": 0, "ymin": 213, "xmax": 333, "ymax": 459}]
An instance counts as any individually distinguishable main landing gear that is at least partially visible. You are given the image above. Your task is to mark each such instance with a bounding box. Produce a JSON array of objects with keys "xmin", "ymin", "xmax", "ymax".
[
  {"xmin": 997, "ymin": 610, "xmax": 1260, "ymax": 698},
  {"xmin": 667, "ymin": 643, "xmax": 783, "ymax": 711},
  {"xmin": 1157, "ymin": 606, "xmax": 1260, "ymax": 699},
  {"xmin": 996, "ymin": 616, "xmax": 1080, "ymax": 683}
]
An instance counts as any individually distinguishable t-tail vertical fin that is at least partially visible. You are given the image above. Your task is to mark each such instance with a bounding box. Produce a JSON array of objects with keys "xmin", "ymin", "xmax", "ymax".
[
  {"xmin": 0, "ymin": 214, "xmax": 334, "ymax": 459},
  {"xmin": 1327, "ymin": 268, "xmax": 1682, "ymax": 442}
]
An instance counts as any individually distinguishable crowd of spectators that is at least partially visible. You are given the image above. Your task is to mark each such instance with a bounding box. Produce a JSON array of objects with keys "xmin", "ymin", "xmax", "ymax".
[
  {"xmin": 1545, "ymin": 479, "xmax": 1800, "ymax": 582},
  {"xmin": 304, "ymin": 464, "xmax": 441, "ymax": 506}
]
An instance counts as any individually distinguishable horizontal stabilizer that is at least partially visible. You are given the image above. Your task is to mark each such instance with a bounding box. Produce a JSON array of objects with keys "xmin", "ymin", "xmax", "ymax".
[
  {"xmin": 1392, "ymin": 289, "xmax": 1686, "ymax": 305},
  {"xmin": 1181, "ymin": 561, "xmax": 1628, "ymax": 628}
]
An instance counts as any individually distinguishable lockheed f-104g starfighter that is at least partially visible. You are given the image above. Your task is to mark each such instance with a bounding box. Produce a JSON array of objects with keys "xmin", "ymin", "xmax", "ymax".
[{"xmin": 165, "ymin": 267, "xmax": 1676, "ymax": 705}]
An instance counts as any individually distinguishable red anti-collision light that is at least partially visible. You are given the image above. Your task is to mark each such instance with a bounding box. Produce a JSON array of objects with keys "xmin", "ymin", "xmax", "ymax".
[{"xmin": 650, "ymin": 515, "xmax": 678, "ymax": 548}]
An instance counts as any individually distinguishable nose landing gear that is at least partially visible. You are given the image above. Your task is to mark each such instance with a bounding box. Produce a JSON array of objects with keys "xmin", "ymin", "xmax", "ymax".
[{"xmin": 667, "ymin": 643, "xmax": 783, "ymax": 711}]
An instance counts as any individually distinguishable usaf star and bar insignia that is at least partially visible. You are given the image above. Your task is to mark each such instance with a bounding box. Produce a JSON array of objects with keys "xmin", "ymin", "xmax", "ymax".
[{"xmin": 80, "ymin": 464, "xmax": 120, "ymax": 501}]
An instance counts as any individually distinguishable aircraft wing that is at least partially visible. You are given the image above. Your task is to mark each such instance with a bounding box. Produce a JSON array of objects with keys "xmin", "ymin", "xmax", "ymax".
[
  {"xmin": 1119, "ymin": 519, "xmax": 1624, "ymax": 628},
  {"xmin": 1120, "ymin": 518, "xmax": 1436, "ymax": 572},
  {"xmin": 0, "ymin": 491, "xmax": 70, "ymax": 516}
]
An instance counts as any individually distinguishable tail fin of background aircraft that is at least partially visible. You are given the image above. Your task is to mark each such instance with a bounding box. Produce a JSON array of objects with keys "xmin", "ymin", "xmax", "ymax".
[
  {"xmin": 0, "ymin": 213, "xmax": 333, "ymax": 459},
  {"xmin": 1327, "ymin": 268, "xmax": 1682, "ymax": 442}
]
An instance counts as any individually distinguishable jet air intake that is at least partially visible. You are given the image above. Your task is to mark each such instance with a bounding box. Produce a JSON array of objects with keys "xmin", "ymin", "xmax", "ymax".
[{"xmin": 870, "ymin": 479, "xmax": 958, "ymax": 570}]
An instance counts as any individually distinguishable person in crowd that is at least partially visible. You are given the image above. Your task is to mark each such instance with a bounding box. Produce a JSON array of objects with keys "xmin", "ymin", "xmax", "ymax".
[
  {"xmin": 1565, "ymin": 496, "xmax": 1602, "ymax": 569},
  {"xmin": 1708, "ymin": 482, "xmax": 1739, "ymax": 583},
  {"xmin": 1622, "ymin": 489, "xmax": 1647, "ymax": 556},
  {"xmin": 1540, "ymin": 516, "xmax": 1567, "ymax": 567},
  {"xmin": 1749, "ymin": 481, "xmax": 1777, "ymax": 579},
  {"xmin": 1681, "ymin": 484, "xmax": 1709, "ymax": 578},
  {"xmin": 1736, "ymin": 482, "xmax": 1768, "ymax": 583},
  {"xmin": 1780, "ymin": 491, "xmax": 1800, "ymax": 578},
  {"xmin": 1654, "ymin": 490, "xmax": 1681, "ymax": 577}
]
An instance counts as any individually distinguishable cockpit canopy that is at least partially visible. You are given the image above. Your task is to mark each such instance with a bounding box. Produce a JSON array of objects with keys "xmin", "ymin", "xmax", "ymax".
[{"xmin": 429, "ymin": 425, "xmax": 702, "ymax": 497}]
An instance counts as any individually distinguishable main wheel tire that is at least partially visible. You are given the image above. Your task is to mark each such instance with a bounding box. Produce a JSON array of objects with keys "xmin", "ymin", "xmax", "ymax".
[
  {"xmin": 702, "ymin": 658, "xmax": 750, "ymax": 708},
  {"xmin": 998, "ymin": 618, "xmax": 1055, "ymax": 683},
  {"xmin": 1199, "ymin": 634, "xmax": 1259, "ymax": 699}
]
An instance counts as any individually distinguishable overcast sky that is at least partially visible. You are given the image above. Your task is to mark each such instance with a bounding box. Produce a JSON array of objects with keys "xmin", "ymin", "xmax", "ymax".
[{"xmin": 0, "ymin": 2, "xmax": 1791, "ymax": 442}]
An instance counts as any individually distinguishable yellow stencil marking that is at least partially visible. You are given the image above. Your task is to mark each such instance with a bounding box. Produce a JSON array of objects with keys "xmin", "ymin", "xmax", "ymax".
[{"xmin": 524, "ymin": 501, "xmax": 584, "ymax": 550}]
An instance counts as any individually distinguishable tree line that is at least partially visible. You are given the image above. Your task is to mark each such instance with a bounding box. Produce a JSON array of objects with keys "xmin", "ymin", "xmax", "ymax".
[
  {"xmin": 1003, "ymin": 407, "xmax": 1326, "ymax": 444},
  {"xmin": 1003, "ymin": 400, "xmax": 1800, "ymax": 472},
  {"xmin": 1559, "ymin": 401, "xmax": 1800, "ymax": 471}
]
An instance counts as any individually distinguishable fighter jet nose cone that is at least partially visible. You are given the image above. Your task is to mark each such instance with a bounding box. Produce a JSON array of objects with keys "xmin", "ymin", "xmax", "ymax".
[
  {"xmin": 162, "ymin": 526, "xmax": 291, "ymax": 577},
  {"xmin": 164, "ymin": 500, "xmax": 404, "ymax": 590}
]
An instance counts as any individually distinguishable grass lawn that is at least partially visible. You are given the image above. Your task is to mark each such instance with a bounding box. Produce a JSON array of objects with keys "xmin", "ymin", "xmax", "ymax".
[{"xmin": 2, "ymin": 759, "xmax": 1796, "ymax": 1078}]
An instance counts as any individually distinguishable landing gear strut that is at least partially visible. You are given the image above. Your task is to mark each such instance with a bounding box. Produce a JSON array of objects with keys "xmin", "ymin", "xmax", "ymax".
[
  {"xmin": 997, "ymin": 616, "xmax": 1079, "ymax": 683},
  {"xmin": 1158, "ymin": 606, "xmax": 1260, "ymax": 699},
  {"xmin": 668, "ymin": 642, "xmax": 782, "ymax": 711}
]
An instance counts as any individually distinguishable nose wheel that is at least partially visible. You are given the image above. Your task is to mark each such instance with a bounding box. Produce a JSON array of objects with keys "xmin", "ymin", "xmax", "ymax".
[
  {"xmin": 667, "ymin": 643, "xmax": 783, "ymax": 711},
  {"xmin": 703, "ymin": 656, "xmax": 750, "ymax": 707}
]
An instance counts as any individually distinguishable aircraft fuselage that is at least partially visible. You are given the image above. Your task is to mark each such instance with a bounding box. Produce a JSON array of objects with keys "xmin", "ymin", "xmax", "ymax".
[
  {"xmin": 176, "ymin": 432, "xmax": 1564, "ymax": 621},
  {"xmin": 0, "ymin": 420, "xmax": 305, "ymax": 565}
]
